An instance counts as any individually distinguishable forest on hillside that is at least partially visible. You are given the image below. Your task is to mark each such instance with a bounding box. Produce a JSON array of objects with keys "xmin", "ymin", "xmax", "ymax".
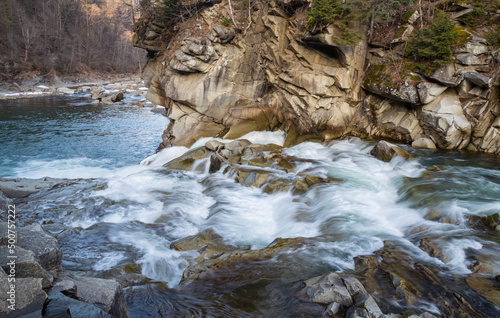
[{"xmin": 0, "ymin": 0, "xmax": 145, "ymax": 81}]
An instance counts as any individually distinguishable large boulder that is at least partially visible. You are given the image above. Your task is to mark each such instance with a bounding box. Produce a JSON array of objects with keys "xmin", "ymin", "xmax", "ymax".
[
  {"xmin": 462, "ymin": 71, "xmax": 491, "ymax": 88},
  {"xmin": 57, "ymin": 274, "xmax": 130, "ymax": 318},
  {"xmin": 370, "ymin": 140, "xmax": 413, "ymax": 162},
  {"xmin": 17, "ymin": 223, "xmax": 63, "ymax": 272},
  {"xmin": 0, "ymin": 269, "xmax": 47, "ymax": 318},
  {"xmin": 418, "ymin": 90, "xmax": 471, "ymax": 149},
  {"xmin": 45, "ymin": 288, "xmax": 112, "ymax": 318},
  {"xmin": 0, "ymin": 246, "xmax": 53, "ymax": 288}
]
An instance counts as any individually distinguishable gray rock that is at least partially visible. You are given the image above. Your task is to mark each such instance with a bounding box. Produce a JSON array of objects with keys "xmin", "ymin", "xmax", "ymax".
[
  {"xmin": 45, "ymin": 289, "xmax": 112, "ymax": 318},
  {"xmin": 101, "ymin": 92, "xmax": 125, "ymax": 104},
  {"xmin": 18, "ymin": 223, "xmax": 62, "ymax": 272},
  {"xmin": 455, "ymin": 42, "xmax": 488, "ymax": 55},
  {"xmin": 0, "ymin": 246, "xmax": 53, "ymax": 288},
  {"xmin": 450, "ymin": 8, "xmax": 473, "ymax": 19},
  {"xmin": 342, "ymin": 276, "xmax": 368, "ymax": 297},
  {"xmin": 325, "ymin": 302, "xmax": 341, "ymax": 316},
  {"xmin": 62, "ymin": 275, "xmax": 130, "ymax": 318},
  {"xmin": 462, "ymin": 71, "xmax": 491, "ymax": 88},
  {"xmin": 370, "ymin": 141, "xmax": 413, "ymax": 162},
  {"xmin": 0, "ymin": 275, "xmax": 46, "ymax": 318},
  {"xmin": 347, "ymin": 307, "xmax": 371, "ymax": 318},
  {"xmin": 456, "ymin": 54, "xmax": 481, "ymax": 65},
  {"xmin": 429, "ymin": 64, "xmax": 461, "ymax": 87},
  {"xmin": 354, "ymin": 294, "xmax": 384, "ymax": 317},
  {"xmin": 412, "ymin": 138, "xmax": 437, "ymax": 150},
  {"xmin": 302, "ymin": 272, "xmax": 353, "ymax": 306},
  {"xmin": 0, "ymin": 177, "xmax": 64, "ymax": 198},
  {"xmin": 364, "ymin": 82, "xmax": 420, "ymax": 105},
  {"xmin": 0, "ymin": 190, "xmax": 14, "ymax": 221}
]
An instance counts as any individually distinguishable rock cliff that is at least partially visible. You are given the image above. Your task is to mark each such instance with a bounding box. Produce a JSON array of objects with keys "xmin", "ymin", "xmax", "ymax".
[{"xmin": 134, "ymin": 0, "xmax": 500, "ymax": 154}]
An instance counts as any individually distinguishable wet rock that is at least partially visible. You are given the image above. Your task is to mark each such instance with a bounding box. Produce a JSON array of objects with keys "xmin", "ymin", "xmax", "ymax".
[
  {"xmin": 300, "ymin": 272, "xmax": 353, "ymax": 306},
  {"xmin": 462, "ymin": 71, "xmax": 491, "ymax": 88},
  {"xmin": 45, "ymin": 288, "xmax": 112, "ymax": 318},
  {"xmin": 0, "ymin": 246, "xmax": 53, "ymax": 288},
  {"xmin": 101, "ymin": 92, "xmax": 125, "ymax": 104},
  {"xmin": 171, "ymin": 229, "xmax": 238, "ymax": 263},
  {"xmin": 411, "ymin": 137, "xmax": 437, "ymax": 150},
  {"xmin": 466, "ymin": 274, "xmax": 500, "ymax": 307},
  {"xmin": 58, "ymin": 274, "xmax": 130, "ymax": 318},
  {"xmin": 92, "ymin": 263, "xmax": 152, "ymax": 288},
  {"xmin": 57, "ymin": 87, "xmax": 76, "ymax": 95},
  {"xmin": 370, "ymin": 140, "xmax": 413, "ymax": 162},
  {"xmin": 350, "ymin": 241, "xmax": 495, "ymax": 317},
  {"xmin": 0, "ymin": 271, "xmax": 46, "ymax": 318},
  {"xmin": 0, "ymin": 177, "xmax": 66, "ymax": 198},
  {"xmin": 484, "ymin": 213, "xmax": 500, "ymax": 231},
  {"xmin": 180, "ymin": 237, "xmax": 309, "ymax": 284},
  {"xmin": 17, "ymin": 223, "xmax": 62, "ymax": 273},
  {"xmin": 164, "ymin": 147, "xmax": 211, "ymax": 171}
]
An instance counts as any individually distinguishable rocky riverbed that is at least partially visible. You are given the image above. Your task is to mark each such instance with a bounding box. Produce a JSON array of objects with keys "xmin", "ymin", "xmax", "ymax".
[{"xmin": 2, "ymin": 137, "xmax": 500, "ymax": 317}]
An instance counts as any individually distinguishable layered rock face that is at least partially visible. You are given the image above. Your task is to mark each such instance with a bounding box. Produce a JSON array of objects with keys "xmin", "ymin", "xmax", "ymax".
[{"xmin": 135, "ymin": 0, "xmax": 500, "ymax": 154}]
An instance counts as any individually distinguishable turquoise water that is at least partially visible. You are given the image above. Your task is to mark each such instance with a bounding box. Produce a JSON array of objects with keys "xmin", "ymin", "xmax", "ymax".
[{"xmin": 0, "ymin": 95, "xmax": 168, "ymax": 178}]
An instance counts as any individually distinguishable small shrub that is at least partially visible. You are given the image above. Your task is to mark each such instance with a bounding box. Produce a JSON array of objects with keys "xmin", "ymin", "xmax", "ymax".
[
  {"xmin": 306, "ymin": 0, "xmax": 342, "ymax": 30},
  {"xmin": 486, "ymin": 26, "xmax": 500, "ymax": 46},
  {"xmin": 405, "ymin": 17, "xmax": 459, "ymax": 70},
  {"xmin": 221, "ymin": 17, "xmax": 231, "ymax": 26}
]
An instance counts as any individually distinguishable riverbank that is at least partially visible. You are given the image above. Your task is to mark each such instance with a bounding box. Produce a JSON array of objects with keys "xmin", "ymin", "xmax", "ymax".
[{"xmin": 0, "ymin": 73, "xmax": 147, "ymax": 101}]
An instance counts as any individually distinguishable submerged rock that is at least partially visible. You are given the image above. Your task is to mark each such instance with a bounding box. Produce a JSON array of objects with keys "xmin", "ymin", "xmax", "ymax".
[{"xmin": 370, "ymin": 140, "xmax": 412, "ymax": 162}]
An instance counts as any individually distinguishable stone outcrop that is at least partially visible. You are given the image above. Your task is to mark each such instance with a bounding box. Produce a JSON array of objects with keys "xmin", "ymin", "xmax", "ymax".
[{"xmin": 134, "ymin": 0, "xmax": 499, "ymax": 154}]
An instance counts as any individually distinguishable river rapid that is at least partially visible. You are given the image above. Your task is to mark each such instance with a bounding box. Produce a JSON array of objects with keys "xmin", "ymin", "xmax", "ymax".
[{"xmin": 1, "ymin": 95, "xmax": 499, "ymax": 317}]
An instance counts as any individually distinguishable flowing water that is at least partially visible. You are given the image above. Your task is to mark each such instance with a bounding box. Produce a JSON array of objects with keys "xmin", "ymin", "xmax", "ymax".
[{"xmin": 1, "ymin": 95, "xmax": 500, "ymax": 317}]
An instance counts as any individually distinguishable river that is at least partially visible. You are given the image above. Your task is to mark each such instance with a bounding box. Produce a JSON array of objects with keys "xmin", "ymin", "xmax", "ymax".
[{"xmin": 1, "ymin": 94, "xmax": 499, "ymax": 317}]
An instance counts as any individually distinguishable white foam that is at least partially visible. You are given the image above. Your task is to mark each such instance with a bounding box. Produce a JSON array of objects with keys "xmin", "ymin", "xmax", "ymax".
[{"xmin": 140, "ymin": 146, "xmax": 189, "ymax": 166}]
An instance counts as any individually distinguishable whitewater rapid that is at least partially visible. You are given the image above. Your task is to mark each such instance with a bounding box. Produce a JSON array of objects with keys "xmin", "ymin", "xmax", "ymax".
[{"xmin": 11, "ymin": 131, "xmax": 500, "ymax": 287}]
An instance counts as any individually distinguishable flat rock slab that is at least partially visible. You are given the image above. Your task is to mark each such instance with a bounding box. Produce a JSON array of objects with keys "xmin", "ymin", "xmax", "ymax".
[
  {"xmin": 0, "ymin": 177, "xmax": 67, "ymax": 198},
  {"xmin": 58, "ymin": 274, "xmax": 130, "ymax": 318}
]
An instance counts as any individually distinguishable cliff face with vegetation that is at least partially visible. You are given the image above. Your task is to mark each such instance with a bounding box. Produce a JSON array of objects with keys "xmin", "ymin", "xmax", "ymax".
[{"xmin": 134, "ymin": 0, "xmax": 500, "ymax": 154}]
